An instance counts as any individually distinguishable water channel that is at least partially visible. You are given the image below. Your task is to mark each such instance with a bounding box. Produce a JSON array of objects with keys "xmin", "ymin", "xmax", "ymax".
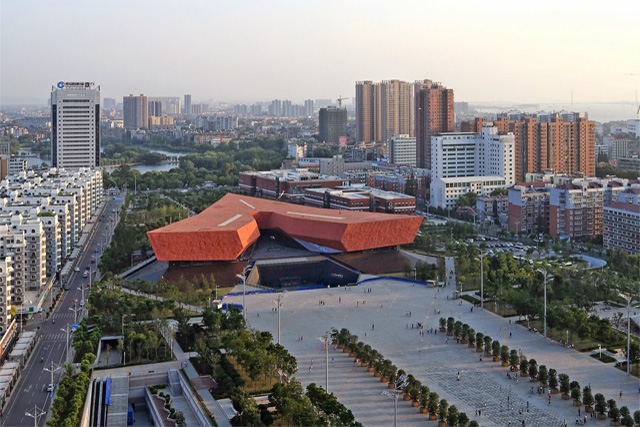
[{"xmin": 21, "ymin": 148, "xmax": 188, "ymax": 174}]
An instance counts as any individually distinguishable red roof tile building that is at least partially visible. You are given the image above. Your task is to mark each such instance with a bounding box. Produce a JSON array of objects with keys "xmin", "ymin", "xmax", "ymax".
[{"xmin": 148, "ymin": 193, "xmax": 422, "ymax": 261}]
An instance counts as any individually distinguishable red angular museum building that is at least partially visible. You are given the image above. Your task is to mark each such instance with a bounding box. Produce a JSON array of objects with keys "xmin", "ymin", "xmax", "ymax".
[{"xmin": 148, "ymin": 193, "xmax": 422, "ymax": 262}]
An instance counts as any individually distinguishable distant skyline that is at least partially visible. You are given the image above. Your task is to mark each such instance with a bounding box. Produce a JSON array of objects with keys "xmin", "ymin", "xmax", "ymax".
[{"xmin": 1, "ymin": 0, "xmax": 639, "ymax": 107}]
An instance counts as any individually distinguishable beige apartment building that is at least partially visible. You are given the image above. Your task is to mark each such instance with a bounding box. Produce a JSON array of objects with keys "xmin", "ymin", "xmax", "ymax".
[
  {"xmin": 356, "ymin": 80, "xmax": 414, "ymax": 143},
  {"xmin": 0, "ymin": 257, "xmax": 12, "ymax": 334}
]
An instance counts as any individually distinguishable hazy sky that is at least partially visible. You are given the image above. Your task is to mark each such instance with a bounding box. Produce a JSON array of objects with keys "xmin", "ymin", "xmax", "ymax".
[{"xmin": 1, "ymin": 0, "xmax": 639, "ymax": 106}]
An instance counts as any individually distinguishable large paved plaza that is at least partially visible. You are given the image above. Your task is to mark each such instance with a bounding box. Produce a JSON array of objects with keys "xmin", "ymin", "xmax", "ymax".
[{"xmin": 225, "ymin": 278, "xmax": 639, "ymax": 426}]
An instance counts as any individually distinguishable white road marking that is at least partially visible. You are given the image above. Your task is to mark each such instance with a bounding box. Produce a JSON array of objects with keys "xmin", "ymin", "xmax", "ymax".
[
  {"xmin": 218, "ymin": 214, "xmax": 242, "ymax": 227},
  {"xmin": 286, "ymin": 211, "xmax": 345, "ymax": 220}
]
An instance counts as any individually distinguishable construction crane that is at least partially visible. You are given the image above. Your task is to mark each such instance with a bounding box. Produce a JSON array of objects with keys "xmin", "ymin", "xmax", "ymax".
[{"xmin": 337, "ymin": 95, "xmax": 349, "ymax": 108}]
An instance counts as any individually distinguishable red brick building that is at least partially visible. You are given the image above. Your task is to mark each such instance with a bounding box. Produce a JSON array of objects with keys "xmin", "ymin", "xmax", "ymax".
[
  {"xmin": 414, "ymin": 80, "xmax": 454, "ymax": 169},
  {"xmin": 239, "ymin": 170, "xmax": 347, "ymax": 203}
]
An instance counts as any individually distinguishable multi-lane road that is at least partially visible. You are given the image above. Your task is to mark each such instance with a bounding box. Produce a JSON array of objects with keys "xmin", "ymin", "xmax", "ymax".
[{"xmin": 2, "ymin": 194, "xmax": 123, "ymax": 426}]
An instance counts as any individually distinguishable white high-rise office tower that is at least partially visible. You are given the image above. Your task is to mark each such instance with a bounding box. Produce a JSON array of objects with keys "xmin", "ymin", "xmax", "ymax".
[{"xmin": 51, "ymin": 81, "xmax": 100, "ymax": 168}]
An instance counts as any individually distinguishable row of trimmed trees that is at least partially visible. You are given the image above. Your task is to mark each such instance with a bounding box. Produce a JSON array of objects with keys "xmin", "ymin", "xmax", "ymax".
[
  {"xmin": 333, "ymin": 328, "xmax": 477, "ymax": 427},
  {"xmin": 439, "ymin": 317, "xmax": 639, "ymax": 426}
]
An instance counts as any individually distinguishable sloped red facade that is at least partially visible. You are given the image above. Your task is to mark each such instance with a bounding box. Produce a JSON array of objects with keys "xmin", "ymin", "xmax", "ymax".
[{"xmin": 148, "ymin": 193, "xmax": 422, "ymax": 261}]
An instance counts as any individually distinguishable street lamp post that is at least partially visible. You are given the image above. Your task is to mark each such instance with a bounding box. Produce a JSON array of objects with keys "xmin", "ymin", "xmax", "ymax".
[
  {"xmin": 316, "ymin": 331, "xmax": 330, "ymax": 392},
  {"xmin": 25, "ymin": 405, "xmax": 45, "ymax": 427},
  {"xmin": 43, "ymin": 361, "xmax": 61, "ymax": 397},
  {"xmin": 69, "ymin": 303, "xmax": 82, "ymax": 325},
  {"xmin": 537, "ymin": 268, "xmax": 552, "ymax": 338},
  {"xmin": 236, "ymin": 266, "xmax": 250, "ymax": 319},
  {"xmin": 475, "ymin": 251, "xmax": 487, "ymax": 310},
  {"xmin": 619, "ymin": 293, "xmax": 633, "ymax": 375},
  {"xmin": 272, "ymin": 292, "xmax": 287, "ymax": 345},
  {"xmin": 61, "ymin": 324, "xmax": 72, "ymax": 364},
  {"xmin": 381, "ymin": 375, "xmax": 408, "ymax": 427}
]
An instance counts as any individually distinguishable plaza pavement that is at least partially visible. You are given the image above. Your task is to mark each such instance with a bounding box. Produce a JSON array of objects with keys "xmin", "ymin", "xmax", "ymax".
[{"xmin": 225, "ymin": 279, "xmax": 639, "ymax": 427}]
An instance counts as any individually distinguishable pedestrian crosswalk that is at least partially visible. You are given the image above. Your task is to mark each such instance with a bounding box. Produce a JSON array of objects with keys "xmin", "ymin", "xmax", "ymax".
[
  {"xmin": 49, "ymin": 311, "xmax": 83, "ymax": 322},
  {"xmin": 43, "ymin": 333, "xmax": 67, "ymax": 341}
]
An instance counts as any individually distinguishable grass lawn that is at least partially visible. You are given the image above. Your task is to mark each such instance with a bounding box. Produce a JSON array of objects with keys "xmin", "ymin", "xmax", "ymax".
[
  {"xmin": 485, "ymin": 301, "xmax": 517, "ymax": 317},
  {"xmin": 524, "ymin": 320, "xmax": 604, "ymax": 352},
  {"xmin": 227, "ymin": 355, "xmax": 279, "ymax": 394},
  {"xmin": 461, "ymin": 294, "xmax": 480, "ymax": 304},
  {"xmin": 589, "ymin": 353, "xmax": 617, "ymax": 363},
  {"xmin": 155, "ymin": 286, "xmax": 236, "ymax": 308}
]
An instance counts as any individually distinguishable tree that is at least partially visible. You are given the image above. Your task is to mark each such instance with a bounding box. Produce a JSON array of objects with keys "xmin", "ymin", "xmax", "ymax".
[
  {"xmin": 447, "ymin": 405, "xmax": 459, "ymax": 426},
  {"xmin": 467, "ymin": 328, "xmax": 475, "ymax": 346},
  {"xmin": 559, "ymin": 373, "xmax": 570, "ymax": 395},
  {"xmin": 500, "ymin": 345, "xmax": 509, "ymax": 364},
  {"xmin": 620, "ymin": 406, "xmax": 633, "ymax": 427},
  {"xmin": 571, "ymin": 386, "xmax": 581, "ymax": 403},
  {"xmin": 509, "ymin": 350, "xmax": 519, "ymax": 370},
  {"xmin": 594, "ymin": 393, "xmax": 607, "ymax": 417},
  {"xmin": 538, "ymin": 365, "xmax": 548, "ymax": 385},
  {"xmin": 548, "ymin": 369, "xmax": 558, "ymax": 390},
  {"xmin": 427, "ymin": 392, "xmax": 439, "ymax": 416},
  {"xmin": 492, "ymin": 340, "xmax": 500, "ymax": 358},
  {"xmin": 528, "ymin": 358, "xmax": 538, "ymax": 380},
  {"xmin": 438, "ymin": 399, "xmax": 448, "ymax": 422},
  {"xmin": 453, "ymin": 321, "xmax": 462, "ymax": 338},
  {"xmin": 419, "ymin": 386, "xmax": 429, "ymax": 409},
  {"xmin": 519, "ymin": 355, "xmax": 528, "ymax": 376},
  {"xmin": 582, "ymin": 386, "xmax": 594, "ymax": 410},
  {"xmin": 313, "ymin": 147, "xmax": 332, "ymax": 158},
  {"xmin": 483, "ymin": 336, "xmax": 492, "ymax": 355},
  {"xmin": 475, "ymin": 332, "xmax": 484, "ymax": 351},
  {"xmin": 456, "ymin": 192, "xmax": 478, "ymax": 208},
  {"xmin": 457, "ymin": 412, "xmax": 469, "ymax": 427}
]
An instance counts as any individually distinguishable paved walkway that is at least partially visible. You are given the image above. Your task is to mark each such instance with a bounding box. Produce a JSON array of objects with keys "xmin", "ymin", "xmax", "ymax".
[
  {"xmin": 168, "ymin": 327, "xmax": 231, "ymax": 427},
  {"xmin": 225, "ymin": 280, "xmax": 639, "ymax": 427}
]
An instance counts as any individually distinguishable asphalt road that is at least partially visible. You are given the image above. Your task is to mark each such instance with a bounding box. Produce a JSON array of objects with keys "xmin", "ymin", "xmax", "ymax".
[{"xmin": 1, "ymin": 194, "xmax": 123, "ymax": 427}]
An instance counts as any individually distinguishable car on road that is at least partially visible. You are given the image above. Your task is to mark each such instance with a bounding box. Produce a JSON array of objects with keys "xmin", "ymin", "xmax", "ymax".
[
  {"xmin": 83, "ymin": 271, "xmax": 89, "ymax": 278},
  {"xmin": 47, "ymin": 384, "xmax": 54, "ymax": 392},
  {"xmin": 74, "ymin": 267, "xmax": 80, "ymax": 272},
  {"xmin": 91, "ymin": 257, "xmax": 96, "ymax": 263}
]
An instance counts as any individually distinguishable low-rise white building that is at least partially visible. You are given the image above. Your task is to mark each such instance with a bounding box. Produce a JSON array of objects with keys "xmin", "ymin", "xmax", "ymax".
[
  {"xmin": 430, "ymin": 176, "xmax": 507, "ymax": 209},
  {"xmin": 431, "ymin": 124, "xmax": 515, "ymax": 185},
  {"xmin": 627, "ymin": 119, "xmax": 640, "ymax": 138},
  {"xmin": 388, "ymin": 134, "xmax": 417, "ymax": 167}
]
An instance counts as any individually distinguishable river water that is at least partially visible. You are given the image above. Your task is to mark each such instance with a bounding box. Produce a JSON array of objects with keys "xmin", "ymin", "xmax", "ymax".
[{"xmin": 22, "ymin": 148, "xmax": 188, "ymax": 175}]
